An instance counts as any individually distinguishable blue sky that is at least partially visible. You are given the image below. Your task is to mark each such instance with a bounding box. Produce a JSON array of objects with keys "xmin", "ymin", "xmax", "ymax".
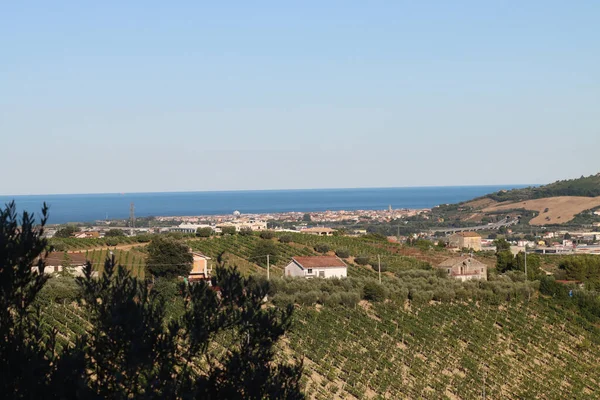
[{"xmin": 1, "ymin": 1, "xmax": 598, "ymax": 195}]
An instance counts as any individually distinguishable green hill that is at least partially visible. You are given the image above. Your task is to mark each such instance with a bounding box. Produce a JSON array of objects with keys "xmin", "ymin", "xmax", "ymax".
[
  {"xmin": 36, "ymin": 234, "xmax": 600, "ymax": 399},
  {"xmin": 487, "ymin": 173, "xmax": 600, "ymax": 203}
]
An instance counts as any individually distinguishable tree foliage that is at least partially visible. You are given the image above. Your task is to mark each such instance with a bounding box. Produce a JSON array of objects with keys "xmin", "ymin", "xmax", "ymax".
[
  {"xmin": 239, "ymin": 227, "xmax": 254, "ymax": 237},
  {"xmin": 259, "ymin": 230, "xmax": 274, "ymax": 240},
  {"xmin": 221, "ymin": 226, "xmax": 237, "ymax": 236},
  {"xmin": 196, "ymin": 227, "xmax": 213, "ymax": 238},
  {"xmin": 251, "ymin": 240, "xmax": 279, "ymax": 267},
  {"xmin": 105, "ymin": 228, "xmax": 126, "ymax": 237},
  {"xmin": 54, "ymin": 225, "xmax": 79, "ymax": 238},
  {"xmin": 314, "ymin": 244, "xmax": 330, "ymax": 254},
  {"xmin": 146, "ymin": 236, "xmax": 193, "ymax": 279}
]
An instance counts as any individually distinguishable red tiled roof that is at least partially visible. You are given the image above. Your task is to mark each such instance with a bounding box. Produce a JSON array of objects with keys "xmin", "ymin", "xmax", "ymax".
[{"xmin": 292, "ymin": 256, "xmax": 346, "ymax": 269}]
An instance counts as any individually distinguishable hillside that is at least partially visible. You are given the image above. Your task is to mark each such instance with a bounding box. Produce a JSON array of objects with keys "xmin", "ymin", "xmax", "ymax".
[
  {"xmin": 42, "ymin": 296, "xmax": 600, "ymax": 399},
  {"xmin": 486, "ymin": 173, "xmax": 600, "ymax": 203},
  {"xmin": 38, "ymin": 234, "xmax": 600, "ymax": 399},
  {"xmin": 432, "ymin": 173, "xmax": 600, "ymax": 227},
  {"xmin": 483, "ymin": 196, "xmax": 600, "ymax": 226},
  {"xmin": 287, "ymin": 301, "xmax": 600, "ymax": 399}
]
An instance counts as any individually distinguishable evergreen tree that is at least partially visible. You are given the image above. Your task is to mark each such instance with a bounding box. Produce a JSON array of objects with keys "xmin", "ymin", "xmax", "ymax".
[{"xmin": 146, "ymin": 236, "xmax": 193, "ymax": 279}]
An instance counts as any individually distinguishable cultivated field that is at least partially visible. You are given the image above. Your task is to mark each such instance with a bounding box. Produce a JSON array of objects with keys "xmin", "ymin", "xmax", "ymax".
[{"xmin": 483, "ymin": 196, "xmax": 600, "ymax": 225}]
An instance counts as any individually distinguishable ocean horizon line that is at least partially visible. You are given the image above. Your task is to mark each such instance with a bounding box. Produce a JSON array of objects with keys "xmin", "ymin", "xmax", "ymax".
[{"xmin": 0, "ymin": 183, "xmax": 537, "ymax": 198}]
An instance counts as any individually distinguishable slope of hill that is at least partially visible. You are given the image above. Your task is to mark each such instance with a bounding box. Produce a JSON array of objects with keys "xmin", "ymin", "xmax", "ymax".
[
  {"xmin": 287, "ymin": 300, "xmax": 600, "ymax": 400},
  {"xmin": 486, "ymin": 173, "xmax": 600, "ymax": 203},
  {"xmin": 41, "ymin": 298, "xmax": 600, "ymax": 399},
  {"xmin": 434, "ymin": 173, "xmax": 600, "ymax": 227},
  {"xmin": 483, "ymin": 196, "xmax": 600, "ymax": 226}
]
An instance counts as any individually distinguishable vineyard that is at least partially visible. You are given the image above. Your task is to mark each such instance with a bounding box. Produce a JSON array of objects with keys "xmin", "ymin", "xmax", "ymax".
[
  {"xmin": 71, "ymin": 247, "xmax": 147, "ymax": 278},
  {"xmin": 38, "ymin": 296, "xmax": 600, "ymax": 399},
  {"xmin": 283, "ymin": 300, "xmax": 600, "ymax": 399},
  {"xmin": 35, "ymin": 234, "xmax": 600, "ymax": 399}
]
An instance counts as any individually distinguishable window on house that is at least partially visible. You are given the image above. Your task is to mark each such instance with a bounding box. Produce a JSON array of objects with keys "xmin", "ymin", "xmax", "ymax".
[
  {"xmin": 481, "ymin": 268, "xmax": 484, "ymax": 272},
  {"xmin": 307, "ymin": 269, "xmax": 313, "ymax": 274},
  {"xmin": 319, "ymin": 271, "xmax": 325, "ymax": 278}
]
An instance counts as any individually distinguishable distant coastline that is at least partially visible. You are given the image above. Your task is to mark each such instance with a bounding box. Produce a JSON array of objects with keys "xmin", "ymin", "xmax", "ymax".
[{"xmin": 0, "ymin": 185, "xmax": 530, "ymax": 224}]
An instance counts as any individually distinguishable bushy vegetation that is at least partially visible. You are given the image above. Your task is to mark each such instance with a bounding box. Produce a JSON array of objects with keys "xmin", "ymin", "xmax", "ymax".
[
  {"xmin": 146, "ymin": 236, "xmax": 193, "ymax": 279},
  {"xmin": 558, "ymin": 255, "xmax": 600, "ymax": 289},
  {"xmin": 487, "ymin": 173, "xmax": 600, "ymax": 202}
]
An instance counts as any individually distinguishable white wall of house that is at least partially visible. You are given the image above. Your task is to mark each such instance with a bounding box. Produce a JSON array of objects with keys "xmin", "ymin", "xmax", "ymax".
[{"xmin": 284, "ymin": 261, "xmax": 347, "ymax": 278}]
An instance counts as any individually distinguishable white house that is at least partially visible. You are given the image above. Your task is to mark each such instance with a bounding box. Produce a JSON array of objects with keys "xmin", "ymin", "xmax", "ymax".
[{"xmin": 284, "ymin": 256, "xmax": 347, "ymax": 279}]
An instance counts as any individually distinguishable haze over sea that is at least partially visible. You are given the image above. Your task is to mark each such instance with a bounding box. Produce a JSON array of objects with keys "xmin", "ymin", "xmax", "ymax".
[{"xmin": 1, "ymin": 185, "xmax": 530, "ymax": 225}]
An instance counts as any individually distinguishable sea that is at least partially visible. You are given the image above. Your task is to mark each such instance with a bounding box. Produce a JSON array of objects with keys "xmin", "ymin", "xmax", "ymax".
[{"xmin": 0, "ymin": 185, "xmax": 529, "ymax": 225}]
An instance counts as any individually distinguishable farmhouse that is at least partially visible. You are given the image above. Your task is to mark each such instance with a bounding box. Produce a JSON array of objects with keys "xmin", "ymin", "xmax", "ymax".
[
  {"xmin": 188, "ymin": 252, "xmax": 212, "ymax": 282},
  {"xmin": 300, "ymin": 227, "xmax": 336, "ymax": 236},
  {"xmin": 437, "ymin": 256, "xmax": 487, "ymax": 281},
  {"xmin": 449, "ymin": 232, "xmax": 482, "ymax": 251},
  {"xmin": 33, "ymin": 252, "xmax": 91, "ymax": 277},
  {"xmin": 285, "ymin": 256, "xmax": 347, "ymax": 279}
]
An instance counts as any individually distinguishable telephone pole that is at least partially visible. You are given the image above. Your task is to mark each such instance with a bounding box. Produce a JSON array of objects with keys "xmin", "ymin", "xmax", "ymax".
[
  {"xmin": 129, "ymin": 202, "xmax": 135, "ymax": 235},
  {"xmin": 524, "ymin": 245, "xmax": 528, "ymax": 281},
  {"xmin": 377, "ymin": 254, "xmax": 382, "ymax": 284},
  {"xmin": 267, "ymin": 254, "xmax": 270, "ymax": 281}
]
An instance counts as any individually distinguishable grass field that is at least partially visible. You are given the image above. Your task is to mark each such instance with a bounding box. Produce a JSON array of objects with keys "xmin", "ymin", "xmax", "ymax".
[{"xmin": 483, "ymin": 196, "xmax": 600, "ymax": 225}]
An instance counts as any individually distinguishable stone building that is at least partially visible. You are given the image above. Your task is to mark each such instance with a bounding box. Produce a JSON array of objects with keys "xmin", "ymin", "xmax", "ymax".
[
  {"xmin": 449, "ymin": 232, "xmax": 482, "ymax": 251},
  {"xmin": 437, "ymin": 256, "xmax": 487, "ymax": 281}
]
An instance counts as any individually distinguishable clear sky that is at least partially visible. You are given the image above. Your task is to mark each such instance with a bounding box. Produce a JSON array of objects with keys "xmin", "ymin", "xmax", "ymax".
[{"xmin": 1, "ymin": 1, "xmax": 598, "ymax": 195}]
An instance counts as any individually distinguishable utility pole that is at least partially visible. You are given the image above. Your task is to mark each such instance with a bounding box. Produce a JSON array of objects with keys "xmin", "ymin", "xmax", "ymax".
[
  {"xmin": 267, "ymin": 254, "xmax": 270, "ymax": 281},
  {"xmin": 129, "ymin": 202, "xmax": 135, "ymax": 235},
  {"xmin": 524, "ymin": 245, "xmax": 528, "ymax": 281},
  {"xmin": 377, "ymin": 254, "xmax": 382, "ymax": 284}
]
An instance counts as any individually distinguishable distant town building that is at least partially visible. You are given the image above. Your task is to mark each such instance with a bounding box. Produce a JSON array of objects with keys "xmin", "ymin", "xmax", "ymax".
[
  {"xmin": 218, "ymin": 219, "xmax": 267, "ymax": 232},
  {"xmin": 171, "ymin": 223, "xmax": 213, "ymax": 234},
  {"xmin": 188, "ymin": 252, "xmax": 212, "ymax": 282},
  {"xmin": 284, "ymin": 256, "xmax": 347, "ymax": 279},
  {"xmin": 300, "ymin": 227, "xmax": 336, "ymax": 236},
  {"xmin": 74, "ymin": 231, "xmax": 100, "ymax": 239},
  {"xmin": 448, "ymin": 232, "xmax": 482, "ymax": 251},
  {"xmin": 437, "ymin": 256, "xmax": 487, "ymax": 281}
]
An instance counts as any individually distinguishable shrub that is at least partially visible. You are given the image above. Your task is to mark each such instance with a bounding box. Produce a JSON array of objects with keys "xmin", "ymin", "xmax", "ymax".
[
  {"xmin": 355, "ymin": 255, "xmax": 370, "ymax": 266},
  {"xmin": 259, "ymin": 231, "xmax": 274, "ymax": 240},
  {"xmin": 135, "ymin": 234, "xmax": 153, "ymax": 243},
  {"xmin": 335, "ymin": 248, "xmax": 350, "ymax": 259},
  {"xmin": 104, "ymin": 237, "xmax": 120, "ymax": 247},
  {"xmin": 362, "ymin": 281, "xmax": 387, "ymax": 302},
  {"xmin": 296, "ymin": 291, "xmax": 320, "ymax": 306},
  {"xmin": 314, "ymin": 244, "xmax": 330, "ymax": 254},
  {"xmin": 339, "ymin": 292, "xmax": 360, "ymax": 308},
  {"xmin": 239, "ymin": 227, "xmax": 253, "ymax": 236},
  {"xmin": 324, "ymin": 293, "xmax": 342, "ymax": 307},
  {"xmin": 221, "ymin": 226, "xmax": 237, "ymax": 235},
  {"xmin": 279, "ymin": 235, "xmax": 293, "ymax": 244},
  {"xmin": 196, "ymin": 227, "xmax": 213, "ymax": 238}
]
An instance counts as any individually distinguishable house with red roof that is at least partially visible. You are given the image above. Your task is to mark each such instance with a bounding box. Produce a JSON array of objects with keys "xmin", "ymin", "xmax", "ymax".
[{"xmin": 284, "ymin": 256, "xmax": 347, "ymax": 279}]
